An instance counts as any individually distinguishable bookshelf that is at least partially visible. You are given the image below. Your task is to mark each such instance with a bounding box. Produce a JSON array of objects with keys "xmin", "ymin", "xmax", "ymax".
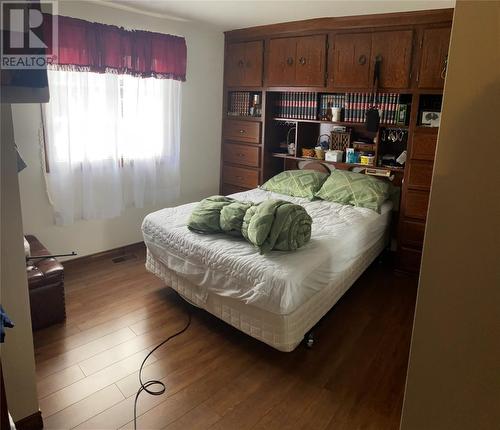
[{"xmin": 220, "ymin": 9, "xmax": 452, "ymax": 273}]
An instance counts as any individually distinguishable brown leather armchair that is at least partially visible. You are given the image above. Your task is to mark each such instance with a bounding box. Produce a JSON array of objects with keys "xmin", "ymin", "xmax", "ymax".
[{"xmin": 25, "ymin": 235, "xmax": 66, "ymax": 330}]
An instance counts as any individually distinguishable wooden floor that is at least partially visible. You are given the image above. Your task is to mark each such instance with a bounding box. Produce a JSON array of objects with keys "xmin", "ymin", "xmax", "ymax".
[{"xmin": 34, "ymin": 245, "xmax": 417, "ymax": 430}]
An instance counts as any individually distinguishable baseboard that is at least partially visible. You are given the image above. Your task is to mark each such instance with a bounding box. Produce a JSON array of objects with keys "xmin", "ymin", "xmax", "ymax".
[
  {"xmin": 62, "ymin": 241, "xmax": 146, "ymax": 269},
  {"xmin": 15, "ymin": 411, "xmax": 43, "ymax": 430}
]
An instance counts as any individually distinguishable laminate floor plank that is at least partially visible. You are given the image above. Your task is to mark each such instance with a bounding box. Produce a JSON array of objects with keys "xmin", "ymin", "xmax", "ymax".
[
  {"xmin": 39, "ymin": 350, "xmax": 156, "ymax": 417},
  {"xmin": 34, "ymin": 249, "xmax": 417, "ymax": 430},
  {"xmin": 37, "ymin": 365, "xmax": 86, "ymax": 399},
  {"xmin": 36, "ymin": 327, "xmax": 137, "ymax": 379},
  {"xmin": 75, "ymin": 339, "xmax": 240, "ymax": 430},
  {"xmin": 43, "ymin": 384, "xmax": 124, "ymax": 430}
]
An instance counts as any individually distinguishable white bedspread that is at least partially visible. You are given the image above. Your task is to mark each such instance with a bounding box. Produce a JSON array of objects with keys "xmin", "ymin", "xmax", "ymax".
[{"xmin": 142, "ymin": 189, "xmax": 392, "ymax": 315}]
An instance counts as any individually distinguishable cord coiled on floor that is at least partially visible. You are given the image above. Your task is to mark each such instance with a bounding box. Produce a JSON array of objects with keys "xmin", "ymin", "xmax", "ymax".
[{"xmin": 133, "ymin": 308, "xmax": 192, "ymax": 430}]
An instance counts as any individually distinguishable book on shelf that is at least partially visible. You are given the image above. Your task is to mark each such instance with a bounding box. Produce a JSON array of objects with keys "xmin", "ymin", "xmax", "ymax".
[
  {"xmin": 276, "ymin": 92, "xmax": 317, "ymax": 120},
  {"xmin": 274, "ymin": 91, "xmax": 402, "ymax": 124},
  {"xmin": 227, "ymin": 91, "xmax": 251, "ymax": 116}
]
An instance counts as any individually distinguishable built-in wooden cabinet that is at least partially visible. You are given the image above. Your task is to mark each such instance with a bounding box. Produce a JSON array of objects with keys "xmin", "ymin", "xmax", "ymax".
[
  {"xmin": 332, "ymin": 30, "xmax": 413, "ymax": 90},
  {"xmin": 221, "ymin": 9, "xmax": 453, "ymax": 274},
  {"xmin": 225, "ymin": 41, "xmax": 263, "ymax": 87},
  {"xmin": 371, "ymin": 30, "xmax": 413, "ymax": 89},
  {"xmin": 398, "ymin": 125, "xmax": 438, "ymax": 272},
  {"xmin": 267, "ymin": 35, "xmax": 327, "ymax": 87},
  {"xmin": 418, "ymin": 27, "xmax": 451, "ymax": 89},
  {"xmin": 332, "ymin": 32, "xmax": 372, "ymax": 88}
]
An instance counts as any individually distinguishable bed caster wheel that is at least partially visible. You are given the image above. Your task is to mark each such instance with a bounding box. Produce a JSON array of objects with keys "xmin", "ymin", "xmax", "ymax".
[{"xmin": 305, "ymin": 333, "xmax": 314, "ymax": 348}]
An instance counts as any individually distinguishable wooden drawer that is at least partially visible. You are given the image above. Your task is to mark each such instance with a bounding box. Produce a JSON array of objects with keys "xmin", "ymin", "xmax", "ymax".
[
  {"xmin": 398, "ymin": 247, "xmax": 422, "ymax": 273},
  {"xmin": 223, "ymin": 120, "xmax": 261, "ymax": 144},
  {"xmin": 223, "ymin": 165, "xmax": 259, "ymax": 189},
  {"xmin": 404, "ymin": 189, "xmax": 430, "ymax": 220},
  {"xmin": 400, "ymin": 219, "xmax": 426, "ymax": 248},
  {"xmin": 411, "ymin": 129, "xmax": 438, "ymax": 160},
  {"xmin": 223, "ymin": 143, "xmax": 260, "ymax": 168},
  {"xmin": 407, "ymin": 160, "xmax": 434, "ymax": 190},
  {"xmin": 221, "ymin": 183, "xmax": 249, "ymax": 195}
]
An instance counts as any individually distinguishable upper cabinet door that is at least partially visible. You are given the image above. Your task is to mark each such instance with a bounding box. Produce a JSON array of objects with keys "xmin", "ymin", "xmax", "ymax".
[
  {"xmin": 225, "ymin": 41, "xmax": 263, "ymax": 87},
  {"xmin": 243, "ymin": 41, "xmax": 264, "ymax": 87},
  {"xmin": 332, "ymin": 32, "xmax": 372, "ymax": 88},
  {"xmin": 267, "ymin": 37, "xmax": 297, "ymax": 86},
  {"xmin": 267, "ymin": 35, "xmax": 327, "ymax": 86},
  {"xmin": 295, "ymin": 35, "xmax": 327, "ymax": 86},
  {"xmin": 225, "ymin": 42, "xmax": 245, "ymax": 87},
  {"xmin": 418, "ymin": 27, "xmax": 451, "ymax": 89},
  {"xmin": 371, "ymin": 30, "xmax": 413, "ymax": 89}
]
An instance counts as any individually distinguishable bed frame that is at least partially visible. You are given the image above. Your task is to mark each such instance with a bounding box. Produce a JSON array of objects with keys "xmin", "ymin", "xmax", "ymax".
[{"xmin": 145, "ymin": 161, "xmax": 394, "ymax": 351}]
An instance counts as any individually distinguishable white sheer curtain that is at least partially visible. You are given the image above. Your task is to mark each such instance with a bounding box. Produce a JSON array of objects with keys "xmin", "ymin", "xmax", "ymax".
[{"xmin": 43, "ymin": 70, "xmax": 180, "ymax": 225}]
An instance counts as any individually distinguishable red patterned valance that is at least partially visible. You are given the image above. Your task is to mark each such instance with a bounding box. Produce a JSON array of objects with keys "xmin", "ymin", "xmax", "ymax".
[{"xmin": 43, "ymin": 14, "xmax": 186, "ymax": 81}]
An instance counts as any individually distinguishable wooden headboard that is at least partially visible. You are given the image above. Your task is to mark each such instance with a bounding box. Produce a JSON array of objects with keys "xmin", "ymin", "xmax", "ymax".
[
  {"xmin": 299, "ymin": 160, "xmax": 331, "ymax": 174},
  {"xmin": 293, "ymin": 159, "xmax": 403, "ymax": 186}
]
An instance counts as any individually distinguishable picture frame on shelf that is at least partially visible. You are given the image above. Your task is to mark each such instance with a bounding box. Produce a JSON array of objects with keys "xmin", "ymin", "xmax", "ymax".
[{"xmin": 421, "ymin": 110, "xmax": 441, "ymax": 127}]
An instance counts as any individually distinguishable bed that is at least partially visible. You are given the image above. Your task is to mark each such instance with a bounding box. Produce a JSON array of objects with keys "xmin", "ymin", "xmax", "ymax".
[{"xmin": 142, "ymin": 178, "xmax": 393, "ymax": 352}]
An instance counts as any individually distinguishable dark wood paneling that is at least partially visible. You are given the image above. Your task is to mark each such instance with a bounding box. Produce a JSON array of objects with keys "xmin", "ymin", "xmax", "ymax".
[
  {"xmin": 398, "ymin": 247, "xmax": 422, "ymax": 273},
  {"xmin": 411, "ymin": 128, "xmax": 438, "ymax": 160},
  {"xmin": 400, "ymin": 220, "xmax": 426, "ymax": 248},
  {"xmin": 223, "ymin": 120, "xmax": 261, "ymax": 143},
  {"xmin": 418, "ymin": 27, "xmax": 451, "ymax": 89},
  {"xmin": 221, "ymin": 183, "xmax": 250, "ymax": 195},
  {"xmin": 404, "ymin": 189, "xmax": 430, "ymax": 220},
  {"xmin": 295, "ymin": 34, "xmax": 327, "ymax": 86},
  {"xmin": 407, "ymin": 160, "xmax": 433, "ymax": 189},
  {"xmin": 223, "ymin": 143, "xmax": 260, "ymax": 167},
  {"xmin": 371, "ymin": 30, "xmax": 413, "ymax": 89},
  {"xmin": 267, "ymin": 37, "xmax": 296, "ymax": 86},
  {"xmin": 332, "ymin": 32, "xmax": 372, "ymax": 88},
  {"xmin": 225, "ymin": 9, "xmax": 453, "ymax": 41},
  {"xmin": 223, "ymin": 165, "xmax": 260, "ymax": 188}
]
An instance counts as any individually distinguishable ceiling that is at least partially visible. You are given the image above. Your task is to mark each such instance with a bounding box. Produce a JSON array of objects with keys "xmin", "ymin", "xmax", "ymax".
[{"xmin": 103, "ymin": 0, "xmax": 455, "ymax": 30}]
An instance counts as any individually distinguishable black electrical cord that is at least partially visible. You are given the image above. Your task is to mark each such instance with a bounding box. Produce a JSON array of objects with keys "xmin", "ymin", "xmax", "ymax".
[{"xmin": 133, "ymin": 307, "xmax": 191, "ymax": 430}]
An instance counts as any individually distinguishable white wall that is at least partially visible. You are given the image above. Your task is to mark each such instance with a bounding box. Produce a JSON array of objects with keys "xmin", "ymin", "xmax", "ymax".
[
  {"xmin": 400, "ymin": 1, "xmax": 500, "ymax": 428},
  {"xmin": 13, "ymin": 1, "xmax": 224, "ymax": 259},
  {"xmin": 1, "ymin": 105, "xmax": 39, "ymax": 422}
]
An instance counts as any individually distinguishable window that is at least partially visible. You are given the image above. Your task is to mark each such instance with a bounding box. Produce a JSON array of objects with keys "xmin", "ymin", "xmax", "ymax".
[{"xmin": 43, "ymin": 69, "xmax": 181, "ymax": 225}]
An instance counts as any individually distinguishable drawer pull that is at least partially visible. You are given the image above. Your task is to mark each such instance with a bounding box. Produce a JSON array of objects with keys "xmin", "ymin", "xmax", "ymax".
[
  {"xmin": 236, "ymin": 153, "xmax": 244, "ymax": 157},
  {"xmin": 239, "ymin": 129, "xmax": 245, "ymax": 134}
]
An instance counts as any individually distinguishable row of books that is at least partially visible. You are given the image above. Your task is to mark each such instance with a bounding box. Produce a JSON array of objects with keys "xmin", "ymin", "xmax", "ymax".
[
  {"xmin": 275, "ymin": 92, "xmax": 318, "ymax": 120},
  {"xmin": 344, "ymin": 93, "xmax": 401, "ymax": 124},
  {"xmin": 318, "ymin": 94, "xmax": 345, "ymax": 118},
  {"xmin": 227, "ymin": 92, "xmax": 251, "ymax": 116}
]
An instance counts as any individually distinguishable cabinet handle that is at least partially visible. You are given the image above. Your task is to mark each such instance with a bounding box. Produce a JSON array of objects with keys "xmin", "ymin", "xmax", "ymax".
[
  {"xmin": 237, "ymin": 59, "xmax": 244, "ymax": 68},
  {"xmin": 358, "ymin": 54, "xmax": 367, "ymax": 65},
  {"xmin": 239, "ymin": 129, "xmax": 245, "ymax": 134},
  {"xmin": 298, "ymin": 57, "xmax": 306, "ymax": 65},
  {"xmin": 286, "ymin": 57, "xmax": 294, "ymax": 66},
  {"xmin": 440, "ymin": 55, "xmax": 448, "ymax": 80}
]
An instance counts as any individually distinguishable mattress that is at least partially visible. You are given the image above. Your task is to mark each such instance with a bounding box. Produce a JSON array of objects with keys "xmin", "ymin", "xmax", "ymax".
[
  {"xmin": 145, "ymin": 236, "xmax": 386, "ymax": 352},
  {"xmin": 142, "ymin": 188, "xmax": 392, "ymax": 316}
]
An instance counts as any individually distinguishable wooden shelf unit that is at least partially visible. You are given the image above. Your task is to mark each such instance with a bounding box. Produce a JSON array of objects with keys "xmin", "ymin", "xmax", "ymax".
[{"xmin": 220, "ymin": 8, "xmax": 452, "ymax": 273}]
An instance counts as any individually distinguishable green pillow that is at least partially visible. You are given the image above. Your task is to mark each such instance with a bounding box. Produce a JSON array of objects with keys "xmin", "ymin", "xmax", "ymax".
[
  {"xmin": 261, "ymin": 170, "xmax": 328, "ymax": 199},
  {"xmin": 315, "ymin": 170, "xmax": 390, "ymax": 213}
]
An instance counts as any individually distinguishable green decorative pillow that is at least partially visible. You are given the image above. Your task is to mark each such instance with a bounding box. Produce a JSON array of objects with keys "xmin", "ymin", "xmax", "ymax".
[
  {"xmin": 315, "ymin": 170, "xmax": 390, "ymax": 213},
  {"xmin": 261, "ymin": 170, "xmax": 328, "ymax": 199}
]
